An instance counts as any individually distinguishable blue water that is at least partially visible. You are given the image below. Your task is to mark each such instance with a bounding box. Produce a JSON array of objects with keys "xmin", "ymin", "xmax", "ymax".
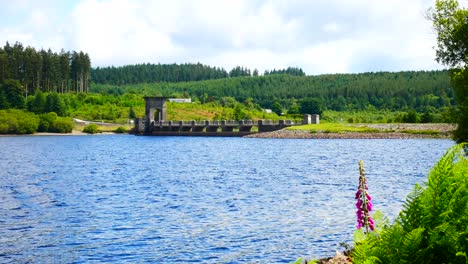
[{"xmin": 0, "ymin": 135, "xmax": 453, "ymax": 263}]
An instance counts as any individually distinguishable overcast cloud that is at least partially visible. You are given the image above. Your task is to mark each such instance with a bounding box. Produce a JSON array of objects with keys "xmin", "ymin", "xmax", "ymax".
[{"xmin": 0, "ymin": 0, "xmax": 453, "ymax": 74}]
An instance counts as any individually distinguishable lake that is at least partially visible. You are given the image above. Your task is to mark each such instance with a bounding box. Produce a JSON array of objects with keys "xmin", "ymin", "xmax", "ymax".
[{"xmin": 0, "ymin": 135, "xmax": 453, "ymax": 263}]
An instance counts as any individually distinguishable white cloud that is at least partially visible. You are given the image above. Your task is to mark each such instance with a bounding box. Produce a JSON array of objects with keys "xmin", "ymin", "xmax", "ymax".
[
  {"xmin": 305, "ymin": 44, "xmax": 352, "ymax": 73},
  {"xmin": 0, "ymin": 29, "xmax": 34, "ymax": 45},
  {"xmin": 205, "ymin": 49, "xmax": 284, "ymax": 72},
  {"xmin": 0, "ymin": 0, "xmax": 446, "ymax": 74},
  {"xmin": 0, "ymin": 0, "xmax": 70, "ymax": 51},
  {"xmin": 29, "ymin": 9, "xmax": 50, "ymax": 31},
  {"xmin": 68, "ymin": 0, "xmax": 183, "ymax": 66},
  {"xmin": 323, "ymin": 22, "xmax": 340, "ymax": 33}
]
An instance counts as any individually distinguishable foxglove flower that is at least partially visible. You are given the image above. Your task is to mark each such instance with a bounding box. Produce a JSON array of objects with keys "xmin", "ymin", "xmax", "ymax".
[{"xmin": 356, "ymin": 160, "xmax": 374, "ymax": 232}]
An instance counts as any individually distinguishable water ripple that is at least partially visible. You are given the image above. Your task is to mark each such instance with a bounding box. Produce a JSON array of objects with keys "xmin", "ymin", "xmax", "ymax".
[{"xmin": 0, "ymin": 136, "xmax": 453, "ymax": 263}]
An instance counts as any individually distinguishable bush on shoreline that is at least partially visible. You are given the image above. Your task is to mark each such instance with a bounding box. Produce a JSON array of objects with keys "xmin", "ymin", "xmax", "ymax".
[
  {"xmin": 0, "ymin": 109, "xmax": 73, "ymax": 134},
  {"xmin": 83, "ymin": 123, "xmax": 100, "ymax": 134},
  {"xmin": 38, "ymin": 112, "xmax": 58, "ymax": 132},
  {"xmin": 113, "ymin": 126, "xmax": 127, "ymax": 133},
  {"xmin": 0, "ymin": 109, "xmax": 39, "ymax": 134},
  {"xmin": 50, "ymin": 118, "xmax": 73, "ymax": 133}
]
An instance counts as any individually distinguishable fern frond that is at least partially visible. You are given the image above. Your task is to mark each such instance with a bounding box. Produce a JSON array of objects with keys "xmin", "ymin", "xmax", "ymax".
[
  {"xmin": 399, "ymin": 184, "xmax": 424, "ymax": 231},
  {"xmin": 362, "ymin": 256, "xmax": 382, "ymax": 264},
  {"xmin": 419, "ymin": 144, "xmax": 467, "ymax": 230},
  {"xmin": 399, "ymin": 227, "xmax": 426, "ymax": 263}
]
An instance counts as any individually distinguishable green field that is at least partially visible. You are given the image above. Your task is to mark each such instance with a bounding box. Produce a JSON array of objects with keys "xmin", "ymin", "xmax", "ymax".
[{"xmin": 287, "ymin": 123, "xmax": 381, "ymax": 133}]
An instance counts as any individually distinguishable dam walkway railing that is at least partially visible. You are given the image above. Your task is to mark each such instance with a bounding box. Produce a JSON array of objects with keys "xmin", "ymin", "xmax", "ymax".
[{"xmin": 134, "ymin": 119, "xmax": 301, "ymax": 136}]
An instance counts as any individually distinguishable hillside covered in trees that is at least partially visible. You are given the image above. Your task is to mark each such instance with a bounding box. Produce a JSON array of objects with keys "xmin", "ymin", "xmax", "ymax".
[
  {"xmin": 91, "ymin": 63, "xmax": 306, "ymax": 85},
  {"xmin": 92, "ymin": 70, "xmax": 454, "ymax": 114},
  {"xmin": 92, "ymin": 63, "xmax": 229, "ymax": 85}
]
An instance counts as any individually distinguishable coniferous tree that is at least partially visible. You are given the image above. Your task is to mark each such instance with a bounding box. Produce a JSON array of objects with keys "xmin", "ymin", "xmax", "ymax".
[
  {"xmin": 0, "ymin": 47, "xmax": 8, "ymax": 81},
  {"xmin": 40, "ymin": 49, "xmax": 57, "ymax": 92},
  {"xmin": 253, "ymin": 69, "xmax": 259, "ymax": 77},
  {"xmin": 27, "ymin": 90, "xmax": 46, "ymax": 114},
  {"xmin": 6, "ymin": 42, "xmax": 24, "ymax": 81},
  {"xmin": 0, "ymin": 41, "xmax": 91, "ymax": 96},
  {"xmin": 0, "ymin": 79, "xmax": 25, "ymax": 109},
  {"xmin": 271, "ymin": 101, "xmax": 283, "ymax": 115},
  {"xmin": 229, "ymin": 66, "xmax": 251, "ymax": 77},
  {"xmin": 82, "ymin": 52, "xmax": 91, "ymax": 93},
  {"xmin": 59, "ymin": 50, "xmax": 70, "ymax": 93},
  {"xmin": 45, "ymin": 93, "xmax": 67, "ymax": 116},
  {"xmin": 71, "ymin": 51, "xmax": 79, "ymax": 92},
  {"xmin": 23, "ymin": 46, "xmax": 42, "ymax": 97},
  {"xmin": 300, "ymin": 98, "xmax": 323, "ymax": 115},
  {"xmin": 92, "ymin": 63, "xmax": 228, "ymax": 85}
]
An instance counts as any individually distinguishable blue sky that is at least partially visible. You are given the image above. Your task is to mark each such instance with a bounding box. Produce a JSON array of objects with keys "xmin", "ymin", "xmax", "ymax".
[{"xmin": 0, "ymin": 0, "xmax": 451, "ymax": 75}]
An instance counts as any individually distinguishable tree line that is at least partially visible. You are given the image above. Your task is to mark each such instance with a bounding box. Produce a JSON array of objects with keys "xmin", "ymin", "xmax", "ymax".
[
  {"xmin": 263, "ymin": 67, "xmax": 305, "ymax": 76},
  {"xmin": 91, "ymin": 63, "xmax": 307, "ymax": 85},
  {"xmin": 92, "ymin": 63, "xmax": 229, "ymax": 85},
  {"xmin": 0, "ymin": 41, "xmax": 91, "ymax": 96}
]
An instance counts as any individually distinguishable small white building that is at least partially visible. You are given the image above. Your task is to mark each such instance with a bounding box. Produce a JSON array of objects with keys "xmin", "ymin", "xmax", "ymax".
[
  {"xmin": 169, "ymin": 98, "xmax": 192, "ymax": 103},
  {"xmin": 264, "ymin": 109, "xmax": 272, "ymax": 114}
]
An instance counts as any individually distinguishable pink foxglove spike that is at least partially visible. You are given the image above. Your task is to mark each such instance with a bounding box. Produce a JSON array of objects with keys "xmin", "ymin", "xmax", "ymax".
[{"xmin": 356, "ymin": 160, "xmax": 374, "ymax": 233}]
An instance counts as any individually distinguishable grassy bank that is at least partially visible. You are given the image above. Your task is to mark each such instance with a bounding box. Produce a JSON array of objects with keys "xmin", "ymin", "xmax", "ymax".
[
  {"xmin": 288, "ymin": 123, "xmax": 381, "ymax": 133},
  {"xmin": 286, "ymin": 123, "xmax": 455, "ymax": 137}
]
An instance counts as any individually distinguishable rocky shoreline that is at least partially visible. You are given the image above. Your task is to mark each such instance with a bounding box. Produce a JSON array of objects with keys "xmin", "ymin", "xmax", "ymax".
[
  {"xmin": 245, "ymin": 129, "xmax": 451, "ymax": 139},
  {"xmin": 245, "ymin": 123, "xmax": 455, "ymax": 139}
]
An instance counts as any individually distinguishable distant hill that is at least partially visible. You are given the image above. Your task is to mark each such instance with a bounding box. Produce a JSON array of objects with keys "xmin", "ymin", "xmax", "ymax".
[{"xmin": 91, "ymin": 70, "xmax": 453, "ymax": 112}]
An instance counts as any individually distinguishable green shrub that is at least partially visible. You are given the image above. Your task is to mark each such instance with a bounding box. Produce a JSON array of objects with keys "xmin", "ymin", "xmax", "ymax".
[
  {"xmin": 0, "ymin": 112, "xmax": 17, "ymax": 133},
  {"xmin": 38, "ymin": 113, "xmax": 73, "ymax": 133},
  {"xmin": 352, "ymin": 144, "xmax": 468, "ymax": 264},
  {"xmin": 38, "ymin": 112, "xmax": 58, "ymax": 132},
  {"xmin": 114, "ymin": 126, "xmax": 127, "ymax": 133},
  {"xmin": 0, "ymin": 109, "xmax": 39, "ymax": 134},
  {"xmin": 402, "ymin": 110, "xmax": 420, "ymax": 123},
  {"xmin": 420, "ymin": 111, "xmax": 434, "ymax": 123},
  {"xmin": 50, "ymin": 118, "xmax": 73, "ymax": 133},
  {"xmin": 83, "ymin": 123, "xmax": 100, "ymax": 134}
]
